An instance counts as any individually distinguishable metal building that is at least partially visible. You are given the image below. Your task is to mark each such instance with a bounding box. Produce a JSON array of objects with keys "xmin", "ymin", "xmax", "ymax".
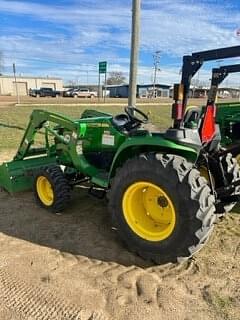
[
  {"xmin": 106, "ymin": 84, "xmax": 171, "ymax": 98},
  {"xmin": 106, "ymin": 84, "xmax": 129, "ymax": 98},
  {"xmin": 0, "ymin": 75, "xmax": 63, "ymax": 96}
]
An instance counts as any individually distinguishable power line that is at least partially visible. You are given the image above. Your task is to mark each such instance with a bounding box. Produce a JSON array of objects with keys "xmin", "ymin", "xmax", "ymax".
[
  {"xmin": 152, "ymin": 50, "xmax": 161, "ymax": 97},
  {"xmin": 7, "ymin": 57, "xmax": 96, "ymax": 69}
]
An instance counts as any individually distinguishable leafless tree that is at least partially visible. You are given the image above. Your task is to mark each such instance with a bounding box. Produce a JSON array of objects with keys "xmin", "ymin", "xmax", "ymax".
[
  {"xmin": 106, "ymin": 71, "xmax": 126, "ymax": 85},
  {"xmin": 192, "ymin": 78, "xmax": 210, "ymax": 89},
  {"xmin": 67, "ymin": 79, "xmax": 77, "ymax": 87}
]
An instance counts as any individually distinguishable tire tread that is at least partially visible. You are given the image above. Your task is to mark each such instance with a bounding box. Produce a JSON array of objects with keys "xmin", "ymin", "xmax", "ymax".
[{"xmin": 108, "ymin": 153, "xmax": 216, "ymax": 264}]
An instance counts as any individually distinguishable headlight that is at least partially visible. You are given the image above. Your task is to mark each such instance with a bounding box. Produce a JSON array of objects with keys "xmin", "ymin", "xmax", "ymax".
[{"xmin": 64, "ymin": 134, "xmax": 71, "ymax": 143}]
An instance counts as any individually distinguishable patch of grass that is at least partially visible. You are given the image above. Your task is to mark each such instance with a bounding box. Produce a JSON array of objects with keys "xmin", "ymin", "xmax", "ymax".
[
  {"xmin": 211, "ymin": 292, "xmax": 237, "ymax": 320},
  {"xmin": 202, "ymin": 287, "xmax": 237, "ymax": 320},
  {"xmin": 0, "ymin": 104, "xmax": 172, "ymax": 150},
  {"xmin": 213, "ymin": 294, "xmax": 232, "ymax": 310}
]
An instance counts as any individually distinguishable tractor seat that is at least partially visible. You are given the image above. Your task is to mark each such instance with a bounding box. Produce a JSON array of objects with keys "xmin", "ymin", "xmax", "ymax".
[
  {"xmin": 112, "ymin": 113, "xmax": 147, "ymax": 134},
  {"xmin": 112, "ymin": 114, "xmax": 130, "ymax": 130},
  {"xmin": 184, "ymin": 106, "xmax": 202, "ymax": 128}
]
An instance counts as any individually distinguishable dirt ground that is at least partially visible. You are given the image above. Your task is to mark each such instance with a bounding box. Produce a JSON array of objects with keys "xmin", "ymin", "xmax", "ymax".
[{"xmin": 0, "ymin": 151, "xmax": 239, "ymax": 320}]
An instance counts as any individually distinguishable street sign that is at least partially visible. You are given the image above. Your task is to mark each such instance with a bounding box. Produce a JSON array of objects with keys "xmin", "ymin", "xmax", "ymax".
[
  {"xmin": 98, "ymin": 61, "xmax": 108, "ymax": 102},
  {"xmin": 99, "ymin": 61, "xmax": 107, "ymax": 74}
]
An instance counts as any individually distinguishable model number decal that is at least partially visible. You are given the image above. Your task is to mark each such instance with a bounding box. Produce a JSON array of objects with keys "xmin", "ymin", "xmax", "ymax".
[{"xmin": 102, "ymin": 132, "xmax": 115, "ymax": 146}]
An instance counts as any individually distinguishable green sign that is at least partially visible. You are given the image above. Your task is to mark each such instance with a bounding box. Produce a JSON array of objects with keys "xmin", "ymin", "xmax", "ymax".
[{"xmin": 99, "ymin": 61, "xmax": 107, "ymax": 74}]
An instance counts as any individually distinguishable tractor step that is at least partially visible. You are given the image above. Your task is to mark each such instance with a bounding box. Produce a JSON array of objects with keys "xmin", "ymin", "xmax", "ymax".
[
  {"xmin": 88, "ymin": 186, "xmax": 106, "ymax": 199},
  {"xmin": 91, "ymin": 171, "xmax": 109, "ymax": 188}
]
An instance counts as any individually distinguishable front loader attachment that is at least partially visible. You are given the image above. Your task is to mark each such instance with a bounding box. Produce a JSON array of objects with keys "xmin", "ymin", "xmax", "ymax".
[
  {"xmin": 0, "ymin": 109, "xmax": 80, "ymax": 193},
  {"xmin": 0, "ymin": 156, "xmax": 57, "ymax": 193}
]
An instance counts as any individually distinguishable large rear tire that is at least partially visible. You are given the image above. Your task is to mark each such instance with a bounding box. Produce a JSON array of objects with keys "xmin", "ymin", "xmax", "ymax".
[
  {"xmin": 108, "ymin": 154, "xmax": 216, "ymax": 264},
  {"xmin": 217, "ymin": 153, "xmax": 240, "ymax": 214},
  {"xmin": 34, "ymin": 166, "xmax": 71, "ymax": 213}
]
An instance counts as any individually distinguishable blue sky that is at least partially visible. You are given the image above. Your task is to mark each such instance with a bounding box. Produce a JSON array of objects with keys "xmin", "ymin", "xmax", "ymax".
[{"xmin": 0, "ymin": 0, "xmax": 240, "ymax": 86}]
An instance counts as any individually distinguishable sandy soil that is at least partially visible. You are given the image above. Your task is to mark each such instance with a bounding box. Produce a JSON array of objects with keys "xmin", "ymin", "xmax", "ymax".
[{"xmin": 0, "ymin": 151, "xmax": 239, "ymax": 320}]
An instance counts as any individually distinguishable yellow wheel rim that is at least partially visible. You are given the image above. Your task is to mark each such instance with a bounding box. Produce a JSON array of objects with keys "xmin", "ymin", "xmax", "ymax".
[
  {"xmin": 36, "ymin": 176, "xmax": 54, "ymax": 206},
  {"xmin": 122, "ymin": 182, "xmax": 176, "ymax": 242}
]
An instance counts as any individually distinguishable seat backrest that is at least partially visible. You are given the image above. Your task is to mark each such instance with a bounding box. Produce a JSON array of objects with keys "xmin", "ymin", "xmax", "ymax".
[{"xmin": 184, "ymin": 106, "xmax": 202, "ymax": 126}]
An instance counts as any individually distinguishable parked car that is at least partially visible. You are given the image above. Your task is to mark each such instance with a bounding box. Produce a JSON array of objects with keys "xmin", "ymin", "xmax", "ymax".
[
  {"xmin": 29, "ymin": 87, "xmax": 61, "ymax": 98},
  {"xmin": 75, "ymin": 88, "xmax": 98, "ymax": 98},
  {"xmin": 63, "ymin": 88, "xmax": 74, "ymax": 97},
  {"xmin": 71, "ymin": 89, "xmax": 82, "ymax": 98},
  {"xmin": 63, "ymin": 88, "xmax": 84, "ymax": 98}
]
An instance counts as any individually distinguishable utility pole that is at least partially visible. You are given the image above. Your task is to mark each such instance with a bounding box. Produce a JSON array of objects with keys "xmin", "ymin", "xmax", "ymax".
[
  {"xmin": 128, "ymin": 0, "xmax": 141, "ymax": 112},
  {"xmin": 152, "ymin": 50, "xmax": 161, "ymax": 98},
  {"xmin": 13, "ymin": 63, "xmax": 20, "ymax": 104}
]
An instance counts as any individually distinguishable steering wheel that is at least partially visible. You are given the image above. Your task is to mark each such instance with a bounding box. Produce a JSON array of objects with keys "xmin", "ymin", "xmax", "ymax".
[{"xmin": 124, "ymin": 106, "xmax": 149, "ymax": 125}]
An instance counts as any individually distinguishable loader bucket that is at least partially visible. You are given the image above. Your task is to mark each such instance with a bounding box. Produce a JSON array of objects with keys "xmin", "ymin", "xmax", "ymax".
[{"xmin": 0, "ymin": 156, "xmax": 57, "ymax": 193}]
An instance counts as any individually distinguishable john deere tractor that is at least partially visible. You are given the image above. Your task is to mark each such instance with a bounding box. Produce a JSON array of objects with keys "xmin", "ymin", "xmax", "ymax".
[
  {"xmin": 185, "ymin": 62, "xmax": 240, "ymax": 161},
  {"xmin": 1, "ymin": 45, "xmax": 240, "ymax": 264},
  {"xmin": 208, "ymin": 64, "xmax": 240, "ymax": 162}
]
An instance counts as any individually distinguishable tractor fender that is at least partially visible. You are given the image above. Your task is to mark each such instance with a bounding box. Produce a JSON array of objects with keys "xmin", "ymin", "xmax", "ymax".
[{"xmin": 108, "ymin": 136, "xmax": 199, "ymax": 182}]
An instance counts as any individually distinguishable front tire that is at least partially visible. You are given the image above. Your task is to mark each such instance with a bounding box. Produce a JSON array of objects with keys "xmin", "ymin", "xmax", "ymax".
[
  {"xmin": 34, "ymin": 166, "xmax": 71, "ymax": 213},
  {"xmin": 108, "ymin": 154, "xmax": 216, "ymax": 264}
]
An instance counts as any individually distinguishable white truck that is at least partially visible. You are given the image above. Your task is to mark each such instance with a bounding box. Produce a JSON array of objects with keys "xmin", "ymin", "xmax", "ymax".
[{"xmin": 75, "ymin": 88, "xmax": 98, "ymax": 98}]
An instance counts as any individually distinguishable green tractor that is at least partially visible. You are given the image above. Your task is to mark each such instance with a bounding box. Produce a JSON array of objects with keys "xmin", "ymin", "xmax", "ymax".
[
  {"xmin": 1, "ymin": 46, "xmax": 240, "ymax": 264},
  {"xmin": 185, "ymin": 63, "xmax": 240, "ymax": 161},
  {"xmin": 209, "ymin": 64, "xmax": 240, "ymax": 162}
]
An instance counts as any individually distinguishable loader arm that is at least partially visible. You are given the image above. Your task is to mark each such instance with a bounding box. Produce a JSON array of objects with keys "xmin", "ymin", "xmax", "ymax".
[
  {"xmin": 172, "ymin": 45, "xmax": 240, "ymax": 128},
  {"xmin": 208, "ymin": 64, "xmax": 240, "ymax": 104},
  {"xmin": 14, "ymin": 109, "xmax": 79, "ymax": 161}
]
